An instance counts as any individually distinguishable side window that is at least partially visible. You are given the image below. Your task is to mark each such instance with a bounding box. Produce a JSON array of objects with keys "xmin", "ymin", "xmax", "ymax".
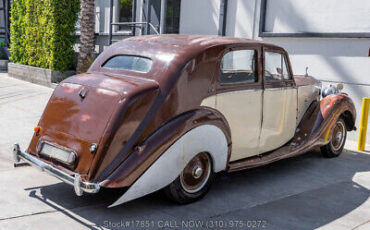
[
  {"xmin": 220, "ymin": 50, "xmax": 256, "ymax": 85},
  {"xmin": 282, "ymin": 56, "xmax": 290, "ymax": 80},
  {"xmin": 264, "ymin": 52, "xmax": 291, "ymax": 81}
]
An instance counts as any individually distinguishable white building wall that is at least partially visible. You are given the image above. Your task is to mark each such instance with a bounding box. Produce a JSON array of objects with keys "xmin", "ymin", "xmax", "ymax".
[
  {"xmin": 179, "ymin": 0, "xmax": 221, "ymax": 35},
  {"xmin": 225, "ymin": 0, "xmax": 258, "ymax": 39},
  {"xmin": 264, "ymin": 0, "xmax": 370, "ymax": 33},
  {"xmin": 179, "ymin": 0, "xmax": 370, "ymax": 143}
]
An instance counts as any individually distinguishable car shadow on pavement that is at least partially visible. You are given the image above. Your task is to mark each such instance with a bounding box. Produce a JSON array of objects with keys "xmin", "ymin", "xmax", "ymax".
[{"xmin": 25, "ymin": 150, "xmax": 370, "ymax": 230}]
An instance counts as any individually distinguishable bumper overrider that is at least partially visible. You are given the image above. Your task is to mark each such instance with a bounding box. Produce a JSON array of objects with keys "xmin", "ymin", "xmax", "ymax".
[{"xmin": 13, "ymin": 144, "xmax": 100, "ymax": 196}]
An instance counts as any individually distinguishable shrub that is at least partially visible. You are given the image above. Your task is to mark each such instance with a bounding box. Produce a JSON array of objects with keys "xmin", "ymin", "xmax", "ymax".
[
  {"xmin": 10, "ymin": 0, "xmax": 80, "ymax": 71},
  {"xmin": 9, "ymin": 0, "xmax": 27, "ymax": 64}
]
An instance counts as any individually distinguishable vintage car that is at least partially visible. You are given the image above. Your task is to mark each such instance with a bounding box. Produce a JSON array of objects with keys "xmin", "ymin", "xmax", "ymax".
[{"xmin": 13, "ymin": 35, "xmax": 356, "ymax": 207}]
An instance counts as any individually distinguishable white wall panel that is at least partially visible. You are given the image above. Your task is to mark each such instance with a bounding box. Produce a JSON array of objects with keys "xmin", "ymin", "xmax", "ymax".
[
  {"xmin": 265, "ymin": 0, "xmax": 370, "ymax": 33},
  {"xmin": 226, "ymin": 0, "xmax": 257, "ymax": 38},
  {"xmin": 263, "ymin": 38, "xmax": 370, "ymax": 85},
  {"xmin": 179, "ymin": 0, "xmax": 221, "ymax": 35}
]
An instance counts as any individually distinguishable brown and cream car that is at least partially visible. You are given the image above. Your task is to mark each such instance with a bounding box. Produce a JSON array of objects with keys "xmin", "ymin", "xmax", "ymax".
[{"xmin": 13, "ymin": 35, "xmax": 356, "ymax": 206}]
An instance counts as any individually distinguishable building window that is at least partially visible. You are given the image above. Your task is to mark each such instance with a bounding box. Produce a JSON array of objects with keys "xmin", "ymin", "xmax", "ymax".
[
  {"xmin": 113, "ymin": 0, "xmax": 180, "ymax": 34},
  {"xmin": 119, "ymin": 0, "xmax": 133, "ymax": 31},
  {"xmin": 165, "ymin": 0, "xmax": 181, "ymax": 33}
]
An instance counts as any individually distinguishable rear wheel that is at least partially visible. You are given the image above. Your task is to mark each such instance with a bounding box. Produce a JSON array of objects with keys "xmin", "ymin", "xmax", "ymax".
[
  {"xmin": 321, "ymin": 118, "xmax": 347, "ymax": 158},
  {"xmin": 164, "ymin": 152, "xmax": 214, "ymax": 204}
]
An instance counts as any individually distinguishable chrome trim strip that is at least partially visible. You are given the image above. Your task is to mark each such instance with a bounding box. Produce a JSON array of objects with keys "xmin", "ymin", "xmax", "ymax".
[
  {"xmin": 215, "ymin": 88, "xmax": 263, "ymax": 96},
  {"xmin": 13, "ymin": 144, "xmax": 100, "ymax": 196},
  {"xmin": 264, "ymin": 86, "xmax": 298, "ymax": 91}
]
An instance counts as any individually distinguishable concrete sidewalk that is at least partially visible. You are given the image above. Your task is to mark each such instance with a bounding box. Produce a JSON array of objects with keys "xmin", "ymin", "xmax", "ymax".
[{"xmin": 0, "ymin": 74, "xmax": 369, "ymax": 230}]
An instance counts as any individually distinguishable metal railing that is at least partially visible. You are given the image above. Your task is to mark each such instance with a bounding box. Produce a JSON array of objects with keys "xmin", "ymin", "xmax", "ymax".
[
  {"xmin": 111, "ymin": 22, "xmax": 159, "ymax": 34},
  {"xmin": 108, "ymin": 21, "xmax": 159, "ymax": 45},
  {"xmin": 108, "ymin": 0, "xmax": 162, "ymax": 45}
]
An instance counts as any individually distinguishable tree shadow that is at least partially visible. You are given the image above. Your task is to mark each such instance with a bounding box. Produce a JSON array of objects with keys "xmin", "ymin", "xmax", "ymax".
[{"xmin": 25, "ymin": 150, "xmax": 370, "ymax": 229}]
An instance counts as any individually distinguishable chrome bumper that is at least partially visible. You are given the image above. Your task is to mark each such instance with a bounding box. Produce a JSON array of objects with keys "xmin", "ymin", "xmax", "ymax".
[{"xmin": 13, "ymin": 144, "xmax": 100, "ymax": 196}]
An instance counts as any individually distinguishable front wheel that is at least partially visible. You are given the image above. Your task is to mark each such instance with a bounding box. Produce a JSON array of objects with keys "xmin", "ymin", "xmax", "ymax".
[
  {"xmin": 321, "ymin": 118, "xmax": 347, "ymax": 158},
  {"xmin": 164, "ymin": 152, "xmax": 214, "ymax": 204}
]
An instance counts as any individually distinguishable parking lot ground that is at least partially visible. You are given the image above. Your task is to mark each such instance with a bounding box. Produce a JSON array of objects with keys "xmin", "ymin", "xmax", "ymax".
[{"xmin": 0, "ymin": 74, "xmax": 369, "ymax": 230}]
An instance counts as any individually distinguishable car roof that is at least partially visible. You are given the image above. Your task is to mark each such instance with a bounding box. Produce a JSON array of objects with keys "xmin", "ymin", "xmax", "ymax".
[
  {"xmin": 90, "ymin": 34, "xmax": 283, "ymax": 81},
  {"xmin": 116, "ymin": 34, "xmax": 279, "ymax": 54}
]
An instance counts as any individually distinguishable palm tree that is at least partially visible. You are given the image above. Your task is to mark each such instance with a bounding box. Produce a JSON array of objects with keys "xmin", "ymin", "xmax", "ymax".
[{"xmin": 77, "ymin": 0, "xmax": 95, "ymax": 73}]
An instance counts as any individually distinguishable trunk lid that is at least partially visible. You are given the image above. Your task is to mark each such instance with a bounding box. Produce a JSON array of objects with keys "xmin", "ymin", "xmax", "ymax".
[
  {"xmin": 37, "ymin": 82, "xmax": 121, "ymax": 174},
  {"xmin": 30, "ymin": 73, "xmax": 158, "ymax": 174},
  {"xmin": 40, "ymin": 82, "xmax": 120, "ymax": 144}
]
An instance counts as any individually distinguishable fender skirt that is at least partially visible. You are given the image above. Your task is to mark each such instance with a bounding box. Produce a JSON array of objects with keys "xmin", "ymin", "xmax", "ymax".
[{"xmin": 108, "ymin": 125, "xmax": 228, "ymax": 207}]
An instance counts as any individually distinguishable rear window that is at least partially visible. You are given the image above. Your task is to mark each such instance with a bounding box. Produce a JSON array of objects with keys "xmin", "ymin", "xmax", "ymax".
[{"xmin": 102, "ymin": 55, "xmax": 152, "ymax": 73}]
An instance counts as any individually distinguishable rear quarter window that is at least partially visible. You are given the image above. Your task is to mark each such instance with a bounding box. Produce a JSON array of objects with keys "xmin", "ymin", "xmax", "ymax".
[
  {"xmin": 102, "ymin": 55, "xmax": 152, "ymax": 73},
  {"xmin": 220, "ymin": 50, "xmax": 257, "ymax": 85}
]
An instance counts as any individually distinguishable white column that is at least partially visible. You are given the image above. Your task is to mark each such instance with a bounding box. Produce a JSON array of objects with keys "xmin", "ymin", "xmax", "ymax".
[{"xmin": 160, "ymin": 0, "xmax": 167, "ymax": 34}]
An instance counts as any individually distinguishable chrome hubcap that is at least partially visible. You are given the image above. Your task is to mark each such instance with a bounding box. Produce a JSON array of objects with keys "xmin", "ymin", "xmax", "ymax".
[
  {"xmin": 192, "ymin": 167, "xmax": 203, "ymax": 179},
  {"xmin": 336, "ymin": 132, "xmax": 342, "ymax": 142},
  {"xmin": 330, "ymin": 120, "xmax": 346, "ymax": 152},
  {"xmin": 180, "ymin": 153, "xmax": 211, "ymax": 193}
]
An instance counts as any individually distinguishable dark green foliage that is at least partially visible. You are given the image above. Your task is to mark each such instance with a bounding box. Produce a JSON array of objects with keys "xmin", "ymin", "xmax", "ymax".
[
  {"xmin": 10, "ymin": 0, "xmax": 80, "ymax": 71},
  {"xmin": 0, "ymin": 40, "xmax": 6, "ymax": 48},
  {"xmin": 120, "ymin": 0, "xmax": 133, "ymax": 22}
]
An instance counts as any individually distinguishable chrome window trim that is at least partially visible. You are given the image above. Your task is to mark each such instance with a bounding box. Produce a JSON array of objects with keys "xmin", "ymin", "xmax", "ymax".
[
  {"xmin": 264, "ymin": 86, "xmax": 298, "ymax": 91},
  {"xmin": 219, "ymin": 49, "xmax": 258, "ymax": 86}
]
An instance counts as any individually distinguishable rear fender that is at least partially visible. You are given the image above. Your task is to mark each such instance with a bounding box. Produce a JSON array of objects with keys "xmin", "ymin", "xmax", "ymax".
[
  {"xmin": 109, "ymin": 124, "xmax": 229, "ymax": 207},
  {"xmin": 100, "ymin": 108, "xmax": 231, "ymax": 189}
]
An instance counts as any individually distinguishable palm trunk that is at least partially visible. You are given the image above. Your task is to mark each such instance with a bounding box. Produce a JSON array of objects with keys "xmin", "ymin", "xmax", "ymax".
[{"xmin": 77, "ymin": 0, "xmax": 95, "ymax": 73}]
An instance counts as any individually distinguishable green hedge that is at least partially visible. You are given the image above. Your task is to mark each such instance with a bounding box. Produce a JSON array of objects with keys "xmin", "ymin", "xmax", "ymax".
[{"xmin": 10, "ymin": 0, "xmax": 80, "ymax": 71}]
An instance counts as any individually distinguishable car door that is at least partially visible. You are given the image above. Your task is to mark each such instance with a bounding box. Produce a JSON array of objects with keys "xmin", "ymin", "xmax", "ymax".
[
  {"xmin": 259, "ymin": 48, "xmax": 298, "ymax": 154},
  {"xmin": 214, "ymin": 47, "xmax": 263, "ymax": 162}
]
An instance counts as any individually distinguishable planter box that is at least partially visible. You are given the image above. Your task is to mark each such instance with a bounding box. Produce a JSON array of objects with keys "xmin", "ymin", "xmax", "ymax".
[
  {"xmin": 8, "ymin": 63, "xmax": 75, "ymax": 87},
  {"xmin": 0, "ymin": 60, "xmax": 8, "ymax": 71}
]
